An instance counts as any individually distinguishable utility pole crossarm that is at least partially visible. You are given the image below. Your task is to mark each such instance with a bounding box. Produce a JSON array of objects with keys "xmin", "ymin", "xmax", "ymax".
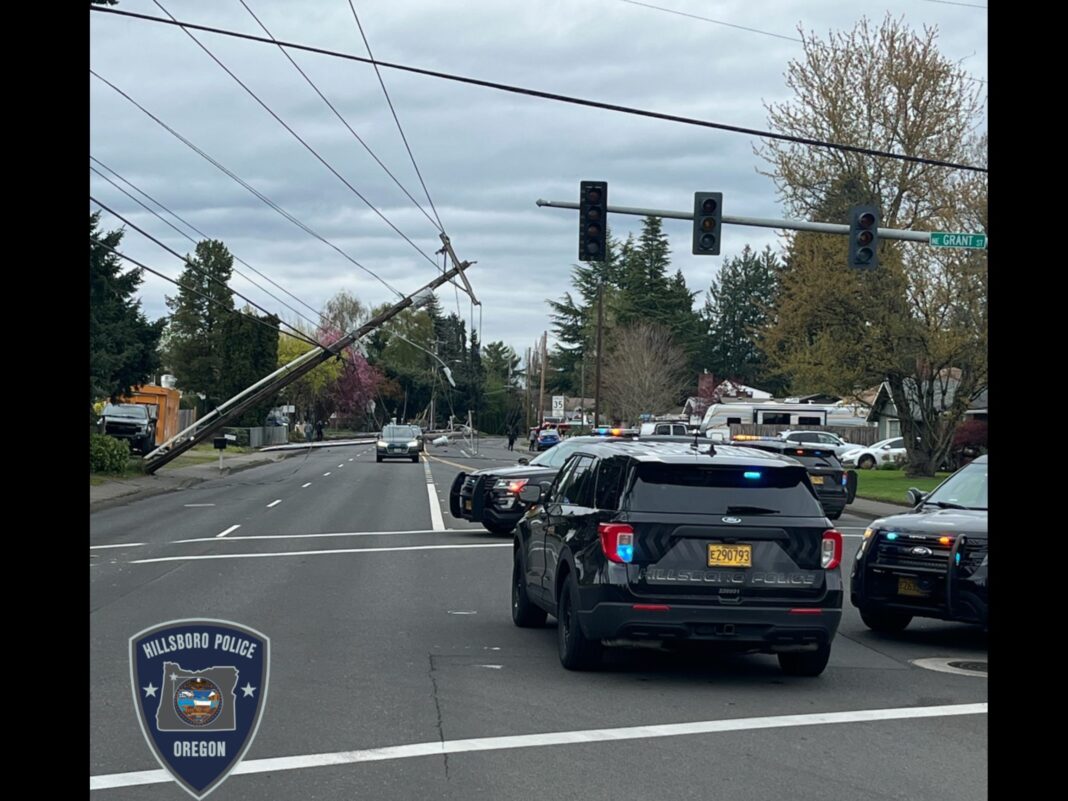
[{"xmin": 439, "ymin": 233, "xmax": 480, "ymax": 305}]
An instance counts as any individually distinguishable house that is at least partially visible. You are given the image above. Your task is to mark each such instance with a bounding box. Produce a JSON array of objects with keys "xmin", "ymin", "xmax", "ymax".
[{"xmin": 866, "ymin": 372, "xmax": 988, "ymax": 439}]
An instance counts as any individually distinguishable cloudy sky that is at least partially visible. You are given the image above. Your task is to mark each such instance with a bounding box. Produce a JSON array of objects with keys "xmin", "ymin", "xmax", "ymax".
[{"xmin": 89, "ymin": 0, "xmax": 987, "ymax": 356}]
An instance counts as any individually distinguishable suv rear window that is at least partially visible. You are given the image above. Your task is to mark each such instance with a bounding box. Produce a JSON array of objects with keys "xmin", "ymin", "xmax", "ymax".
[
  {"xmin": 623, "ymin": 464, "xmax": 822, "ymax": 516},
  {"xmin": 784, "ymin": 451, "xmax": 842, "ymax": 470}
]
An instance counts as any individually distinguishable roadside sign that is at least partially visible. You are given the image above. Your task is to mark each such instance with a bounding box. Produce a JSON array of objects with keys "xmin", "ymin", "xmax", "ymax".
[
  {"xmin": 552, "ymin": 395, "xmax": 565, "ymax": 416},
  {"xmin": 929, "ymin": 232, "xmax": 987, "ymax": 249}
]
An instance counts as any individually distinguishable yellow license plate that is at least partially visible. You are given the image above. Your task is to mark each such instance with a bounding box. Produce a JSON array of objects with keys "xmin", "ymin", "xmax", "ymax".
[
  {"xmin": 708, "ymin": 544, "xmax": 752, "ymax": 567},
  {"xmin": 464, "ymin": 500, "xmax": 472, "ymax": 511},
  {"xmin": 810, "ymin": 475, "xmax": 824, "ymax": 485},
  {"xmin": 897, "ymin": 576, "xmax": 929, "ymax": 597}
]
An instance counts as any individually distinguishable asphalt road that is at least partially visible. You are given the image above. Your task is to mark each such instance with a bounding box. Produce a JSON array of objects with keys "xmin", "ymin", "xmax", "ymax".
[{"xmin": 90, "ymin": 437, "xmax": 987, "ymax": 800}]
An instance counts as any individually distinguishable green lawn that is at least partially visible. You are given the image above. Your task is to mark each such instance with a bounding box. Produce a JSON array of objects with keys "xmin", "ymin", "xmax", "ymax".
[{"xmin": 854, "ymin": 470, "xmax": 951, "ymax": 505}]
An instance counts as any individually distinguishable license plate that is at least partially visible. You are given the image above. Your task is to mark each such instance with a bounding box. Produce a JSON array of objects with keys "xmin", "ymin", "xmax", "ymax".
[
  {"xmin": 464, "ymin": 500, "xmax": 472, "ymax": 511},
  {"xmin": 897, "ymin": 576, "xmax": 930, "ymax": 597},
  {"xmin": 708, "ymin": 544, "xmax": 752, "ymax": 567},
  {"xmin": 810, "ymin": 476, "xmax": 825, "ymax": 485}
]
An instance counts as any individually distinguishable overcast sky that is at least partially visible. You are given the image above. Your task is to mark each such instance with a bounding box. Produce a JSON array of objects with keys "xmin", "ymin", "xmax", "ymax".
[{"xmin": 89, "ymin": 0, "xmax": 987, "ymax": 357}]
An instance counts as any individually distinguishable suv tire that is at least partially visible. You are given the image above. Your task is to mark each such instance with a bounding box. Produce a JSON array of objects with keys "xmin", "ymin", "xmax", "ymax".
[
  {"xmin": 858, "ymin": 455, "xmax": 876, "ymax": 470},
  {"xmin": 557, "ymin": 572, "xmax": 602, "ymax": 670},
  {"xmin": 860, "ymin": 608, "xmax": 912, "ymax": 633},
  {"xmin": 778, "ymin": 643, "xmax": 831, "ymax": 677},
  {"xmin": 483, "ymin": 520, "xmax": 515, "ymax": 535},
  {"xmin": 512, "ymin": 549, "xmax": 547, "ymax": 628}
]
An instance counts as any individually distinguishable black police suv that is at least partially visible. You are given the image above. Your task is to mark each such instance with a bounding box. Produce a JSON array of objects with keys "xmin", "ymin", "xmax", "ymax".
[
  {"xmin": 449, "ymin": 436, "xmax": 627, "ymax": 535},
  {"xmin": 851, "ymin": 455, "xmax": 988, "ymax": 631},
  {"xmin": 511, "ymin": 440, "xmax": 844, "ymax": 676},
  {"xmin": 729, "ymin": 437, "xmax": 854, "ymax": 519}
]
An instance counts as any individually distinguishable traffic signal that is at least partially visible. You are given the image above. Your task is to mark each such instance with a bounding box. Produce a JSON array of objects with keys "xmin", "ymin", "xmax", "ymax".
[
  {"xmin": 848, "ymin": 205, "xmax": 880, "ymax": 269},
  {"xmin": 578, "ymin": 181, "xmax": 607, "ymax": 262},
  {"xmin": 692, "ymin": 192, "xmax": 723, "ymax": 255}
]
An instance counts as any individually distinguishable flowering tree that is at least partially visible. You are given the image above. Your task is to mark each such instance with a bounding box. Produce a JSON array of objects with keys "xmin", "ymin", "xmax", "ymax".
[{"xmin": 318, "ymin": 324, "xmax": 381, "ymax": 421}]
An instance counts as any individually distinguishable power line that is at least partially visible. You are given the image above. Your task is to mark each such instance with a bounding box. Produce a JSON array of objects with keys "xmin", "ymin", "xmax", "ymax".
[
  {"xmin": 91, "ymin": 195, "xmax": 322, "ymax": 348},
  {"xmin": 150, "ymin": 0, "xmax": 440, "ymax": 268},
  {"xmin": 89, "ymin": 233, "xmax": 309, "ymax": 346},
  {"xmin": 921, "ymin": 1, "xmax": 986, "ymax": 8},
  {"xmin": 90, "ymin": 69, "xmax": 406, "ymax": 299},
  {"xmin": 236, "ymin": 0, "xmax": 441, "ymax": 233},
  {"xmin": 620, "ymin": 0, "xmax": 799, "ymax": 42},
  {"xmin": 90, "ymin": 160, "xmax": 325, "ymax": 333},
  {"xmin": 618, "ymin": 0, "xmax": 987, "ymax": 84},
  {"xmin": 90, "ymin": 6, "xmax": 986, "ymax": 173},
  {"xmin": 347, "ymin": 0, "xmax": 445, "ymax": 232}
]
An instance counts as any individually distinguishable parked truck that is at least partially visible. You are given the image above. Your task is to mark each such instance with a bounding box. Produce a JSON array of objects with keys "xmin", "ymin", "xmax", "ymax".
[{"xmin": 98, "ymin": 385, "xmax": 181, "ymax": 454}]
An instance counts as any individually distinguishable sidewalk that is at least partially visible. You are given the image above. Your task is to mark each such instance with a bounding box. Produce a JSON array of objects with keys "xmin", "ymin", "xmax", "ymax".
[{"xmin": 90, "ymin": 448, "xmax": 305, "ymax": 510}]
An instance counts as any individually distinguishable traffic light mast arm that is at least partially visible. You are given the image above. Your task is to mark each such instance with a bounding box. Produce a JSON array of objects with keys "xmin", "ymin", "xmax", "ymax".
[{"xmin": 536, "ymin": 198, "xmax": 946, "ymax": 245}]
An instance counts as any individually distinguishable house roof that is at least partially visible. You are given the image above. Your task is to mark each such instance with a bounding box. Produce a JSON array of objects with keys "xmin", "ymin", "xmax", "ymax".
[{"xmin": 867, "ymin": 376, "xmax": 988, "ymax": 422}]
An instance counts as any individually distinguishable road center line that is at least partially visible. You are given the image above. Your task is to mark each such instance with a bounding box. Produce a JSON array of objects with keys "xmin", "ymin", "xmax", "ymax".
[
  {"xmin": 216, "ymin": 524, "xmax": 240, "ymax": 539},
  {"xmin": 89, "ymin": 702, "xmax": 987, "ymax": 790},
  {"xmin": 89, "ymin": 543, "xmax": 144, "ymax": 550},
  {"xmin": 131, "ymin": 543, "xmax": 510, "ymax": 564},
  {"xmin": 267, "ymin": 500, "xmax": 282, "ymax": 508}
]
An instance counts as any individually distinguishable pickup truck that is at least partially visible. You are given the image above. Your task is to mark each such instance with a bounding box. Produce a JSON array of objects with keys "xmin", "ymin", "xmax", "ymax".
[{"xmin": 99, "ymin": 403, "xmax": 157, "ymax": 454}]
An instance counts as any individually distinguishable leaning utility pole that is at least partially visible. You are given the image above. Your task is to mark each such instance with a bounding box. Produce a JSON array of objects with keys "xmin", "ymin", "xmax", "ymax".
[
  {"xmin": 594, "ymin": 282, "xmax": 604, "ymax": 428},
  {"xmin": 524, "ymin": 346, "xmax": 532, "ymax": 430},
  {"xmin": 538, "ymin": 332, "xmax": 547, "ymax": 427},
  {"xmin": 143, "ymin": 257, "xmax": 477, "ymax": 473}
]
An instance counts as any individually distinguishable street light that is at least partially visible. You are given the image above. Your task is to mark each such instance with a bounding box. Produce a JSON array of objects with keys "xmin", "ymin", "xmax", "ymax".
[{"xmin": 386, "ymin": 329, "xmax": 457, "ymax": 387}]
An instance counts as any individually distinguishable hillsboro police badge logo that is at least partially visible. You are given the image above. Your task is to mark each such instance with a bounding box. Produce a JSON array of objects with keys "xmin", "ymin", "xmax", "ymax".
[{"xmin": 130, "ymin": 620, "xmax": 270, "ymax": 799}]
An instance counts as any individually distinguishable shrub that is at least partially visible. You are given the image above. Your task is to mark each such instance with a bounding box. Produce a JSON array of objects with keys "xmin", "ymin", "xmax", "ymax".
[
  {"xmin": 90, "ymin": 434, "xmax": 130, "ymax": 473},
  {"xmin": 878, "ymin": 461, "xmax": 901, "ymax": 471}
]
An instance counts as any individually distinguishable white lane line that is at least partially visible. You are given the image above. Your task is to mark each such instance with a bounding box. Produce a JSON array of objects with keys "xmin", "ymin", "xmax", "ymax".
[
  {"xmin": 348, "ymin": 458, "xmax": 354, "ymax": 462},
  {"xmin": 423, "ymin": 455, "xmax": 445, "ymax": 531},
  {"xmin": 132, "ymin": 543, "xmax": 510, "ymax": 564},
  {"xmin": 267, "ymin": 500, "xmax": 282, "ymax": 508},
  {"xmin": 173, "ymin": 529, "xmax": 462, "ymax": 543},
  {"xmin": 301, "ymin": 482, "xmax": 312, "ymax": 488},
  {"xmin": 89, "ymin": 702, "xmax": 988, "ymax": 790},
  {"xmin": 323, "ymin": 472, "xmax": 332, "ymax": 477},
  {"xmin": 89, "ymin": 543, "xmax": 144, "ymax": 550},
  {"xmin": 216, "ymin": 524, "xmax": 241, "ymax": 539},
  {"xmin": 338, "ymin": 464, "xmax": 345, "ymax": 468},
  {"xmin": 183, "ymin": 504, "xmax": 215, "ymax": 507}
]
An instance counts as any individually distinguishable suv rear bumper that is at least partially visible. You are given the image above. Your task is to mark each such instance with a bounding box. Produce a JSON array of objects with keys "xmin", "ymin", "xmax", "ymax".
[{"xmin": 577, "ymin": 602, "xmax": 842, "ymax": 649}]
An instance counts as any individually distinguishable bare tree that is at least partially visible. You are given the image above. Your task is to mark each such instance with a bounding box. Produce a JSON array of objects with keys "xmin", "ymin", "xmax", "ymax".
[{"xmin": 602, "ymin": 323, "xmax": 690, "ymax": 423}]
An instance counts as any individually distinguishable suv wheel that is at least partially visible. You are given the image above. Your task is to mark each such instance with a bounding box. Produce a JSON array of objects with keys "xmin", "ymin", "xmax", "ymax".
[
  {"xmin": 375, "ymin": 454, "xmax": 383, "ymax": 463},
  {"xmin": 411, "ymin": 454, "xmax": 419, "ymax": 463},
  {"xmin": 557, "ymin": 573, "xmax": 602, "ymax": 670},
  {"xmin": 860, "ymin": 608, "xmax": 912, "ymax": 633},
  {"xmin": 858, "ymin": 455, "xmax": 876, "ymax": 470},
  {"xmin": 512, "ymin": 549, "xmax": 547, "ymax": 628},
  {"xmin": 778, "ymin": 643, "xmax": 831, "ymax": 677}
]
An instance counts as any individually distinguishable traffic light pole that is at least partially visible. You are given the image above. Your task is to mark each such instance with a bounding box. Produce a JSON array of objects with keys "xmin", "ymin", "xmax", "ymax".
[{"xmin": 536, "ymin": 198, "xmax": 955, "ymax": 245}]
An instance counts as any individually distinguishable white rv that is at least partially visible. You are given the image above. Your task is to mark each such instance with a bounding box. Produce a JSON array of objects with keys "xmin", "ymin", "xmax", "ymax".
[{"xmin": 700, "ymin": 402, "xmax": 872, "ymax": 434}]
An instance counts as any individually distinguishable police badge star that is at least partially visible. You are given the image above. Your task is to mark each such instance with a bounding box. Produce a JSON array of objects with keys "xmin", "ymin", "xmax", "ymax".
[{"xmin": 130, "ymin": 619, "xmax": 270, "ymax": 799}]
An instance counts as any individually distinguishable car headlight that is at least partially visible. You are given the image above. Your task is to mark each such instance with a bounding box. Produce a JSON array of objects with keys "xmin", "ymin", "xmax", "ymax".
[
  {"xmin": 493, "ymin": 478, "xmax": 529, "ymax": 494},
  {"xmin": 407, "ymin": 440, "xmax": 418, "ymax": 448},
  {"xmin": 377, "ymin": 440, "xmax": 388, "ymax": 447}
]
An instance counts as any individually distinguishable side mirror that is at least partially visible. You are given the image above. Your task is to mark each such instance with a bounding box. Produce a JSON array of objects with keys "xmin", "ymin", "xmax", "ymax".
[
  {"xmin": 907, "ymin": 488, "xmax": 927, "ymax": 507},
  {"xmin": 517, "ymin": 457, "xmax": 529, "ymax": 465},
  {"xmin": 518, "ymin": 484, "xmax": 542, "ymax": 503}
]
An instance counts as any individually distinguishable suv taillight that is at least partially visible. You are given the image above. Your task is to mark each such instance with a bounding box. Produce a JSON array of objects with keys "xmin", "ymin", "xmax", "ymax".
[
  {"xmin": 821, "ymin": 529, "xmax": 843, "ymax": 569},
  {"xmin": 599, "ymin": 523, "xmax": 635, "ymax": 564}
]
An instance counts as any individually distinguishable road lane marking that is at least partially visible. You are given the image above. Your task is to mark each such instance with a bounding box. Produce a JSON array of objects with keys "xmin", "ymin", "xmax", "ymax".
[
  {"xmin": 216, "ymin": 525, "xmax": 240, "ymax": 539},
  {"xmin": 183, "ymin": 504, "xmax": 215, "ymax": 507},
  {"xmin": 323, "ymin": 472, "xmax": 331, "ymax": 476},
  {"xmin": 338, "ymin": 464, "xmax": 345, "ymax": 468},
  {"xmin": 267, "ymin": 500, "xmax": 282, "ymax": 508},
  {"xmin": 89, "ymin": 702, "xmax": 988, "ymax": 790},
  {"xmin": 425, "ymin": 453, "xmax": 477, "ymax": 472},
  {"xmin": 89, "ymin": 543, "xmax": 144, "ymax": 550},
  {"xmin": 173, "ymin": 529, "xmax": 466, "ymax": 543},
  {"xmin": 132, "ymin": 543, "xmax": 511, "ymax": 564},
  {"xmin": 301, "ymin": 482, "xmax": 312, "ymax": 488},
  {"xmin": 348, "ymin": 458, "xmax": 354, "ymax": 461},
  {"xmin": 423, "ymin": 455, "xmax": 445, "ymax": 531}
]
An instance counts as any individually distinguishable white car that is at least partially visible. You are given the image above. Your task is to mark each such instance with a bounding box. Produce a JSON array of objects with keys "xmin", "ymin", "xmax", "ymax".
[
  {"xmin": 840, "ymin": 436, "xmax": 907, "ymax": 469},
  {"xmin": 779, "ymin": 430, "xmax": 857, "ymax": 458}
]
